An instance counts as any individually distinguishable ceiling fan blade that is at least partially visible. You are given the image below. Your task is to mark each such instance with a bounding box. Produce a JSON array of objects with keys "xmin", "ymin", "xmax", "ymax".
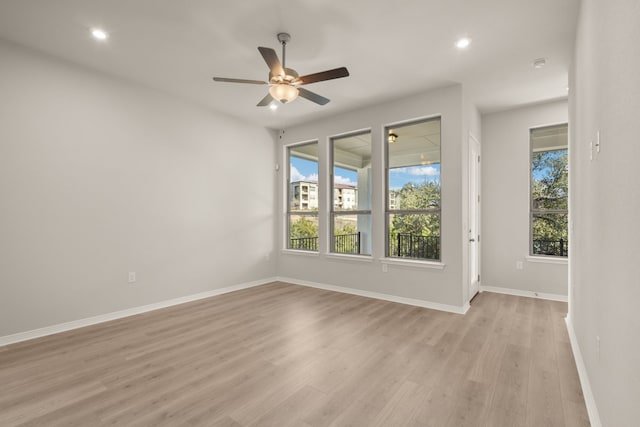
[
  {"xmin": 298, "ymin": 67, "xmax": 349, "ymax": 85},
  {"xmin": 298, "ymin": 87, "xmax": 330, "ymax": 105},
  {"xmin": 213, "ymin": 77, "xmax": 267, "ymax": 85},
  {"xmin": 258, "ymin": 47, "xmax": 284, "ymax": 76},
  {"xmin": 257, "ymin": 93, "xmax": 274, "ymax": 107}
]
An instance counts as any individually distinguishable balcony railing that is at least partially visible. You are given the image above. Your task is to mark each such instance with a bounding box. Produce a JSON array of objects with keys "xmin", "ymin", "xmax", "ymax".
[
  {"xmin": 533, "ymin": 238, "xmax": 568, "ymax": 257},
  {"xmin": 333, "ymin": 232, "xmax": 360, "ymax": 254},
  {"xmin": 390, "ymin": 233, "xmax": 440, "ymax": 260},
  {"xmin": 289, "ymin": 233, "xmax": 360, "ymax": 254},
  {"xmin": 289, "ymin": 236, "xmax": 318, "ymax": 251}
]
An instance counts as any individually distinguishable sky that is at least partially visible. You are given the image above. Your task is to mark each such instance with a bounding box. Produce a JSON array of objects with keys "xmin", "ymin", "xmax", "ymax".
[
  {"xmin": 532, "ymin": 149, "xmax": 568, "ymax": 181},
  {"xmin": 290, "ymin": 156, "xmax": 440, "ymax": 190}
]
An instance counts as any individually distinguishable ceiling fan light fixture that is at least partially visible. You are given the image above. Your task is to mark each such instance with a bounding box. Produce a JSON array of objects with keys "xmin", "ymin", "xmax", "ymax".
[{"xmin": 269, "ymin": 83, "xmax": 299, "ymax": 103}]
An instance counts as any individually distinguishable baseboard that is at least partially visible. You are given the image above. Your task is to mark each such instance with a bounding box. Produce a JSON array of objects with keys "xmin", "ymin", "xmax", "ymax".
[
  {"xmin": 480, "ymin": 285, "xmax": 568, "ymax": 302},
  {"xmin": 0, "ymin": 277, "xmax": 277, "ymax": 347},
  {"xmin": 565, "ymin": 316, "xmax": 602, "ymax": 427},
  {"xmin": 276, "ymin": 276, "xmax": 469, "ymax": 314}
]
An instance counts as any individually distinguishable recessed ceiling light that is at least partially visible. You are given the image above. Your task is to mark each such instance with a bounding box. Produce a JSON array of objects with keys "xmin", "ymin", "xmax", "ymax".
[
  {"xmin": 269, "ymin": 103, "xmax": 278, "ymax": 111},
  {"xmin": 91, "ymin": 28, "xmax": 108, "ymax": 41},
  {"xmin": 455, "ymin": 37, "xmax": 471, "ymax": 49},
  {"xmin": 533, "ymin": 58, "xmax": 547, "ymax": 69}
]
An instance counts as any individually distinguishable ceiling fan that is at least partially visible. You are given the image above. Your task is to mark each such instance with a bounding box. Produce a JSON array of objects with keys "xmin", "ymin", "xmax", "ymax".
[{"xmin": 213, "ymin": 33, "xmax": 349, "ymax": 107}]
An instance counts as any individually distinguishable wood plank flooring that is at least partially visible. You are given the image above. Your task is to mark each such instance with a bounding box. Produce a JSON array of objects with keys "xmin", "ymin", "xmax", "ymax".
[{"xmin": 0, "ymin": 282, "xmax": 590, "ymax": 426}]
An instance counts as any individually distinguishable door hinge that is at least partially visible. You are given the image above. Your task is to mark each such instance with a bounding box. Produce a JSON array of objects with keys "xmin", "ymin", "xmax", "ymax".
[
  {"xmin": 478, "ymin": 155, "xmax": 480, "ymax": 163},
  {"xmin": 478, "ymin": 274, "xmax": 480, "ymax": 282},
  {"xmin": 477, "ymin": 234, "xmax": 480, "ymax": 243}
]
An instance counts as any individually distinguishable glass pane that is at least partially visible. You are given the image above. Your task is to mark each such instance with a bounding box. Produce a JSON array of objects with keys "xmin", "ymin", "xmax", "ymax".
[
  {"xmin": 332, "ymin": 213, "xmax": 372, "ymax": 255},
  {"xmin": 288, "ymin": 214, "xmax": 319, "ymax": 251},
  {"xmin": 332, "ymin": 132, "xmax": 372, "ymax": 211},
  {"xmin": 532, "ymin": 213, "xmax": 568, "ymax": 257},
  {"xmin": 388, "ymin": 213, "xmax": 440, "ymax": 260},
  {"xmin": 532, "ymin": 149, "xmax": 568, "ymax": 210},
  {"xmin": 289, "ymin": 143, "xmax": 319, "ymax": 212},
  {"xmin": 387, "ymin": 118, "xmax": 441, "ymax": 210}
]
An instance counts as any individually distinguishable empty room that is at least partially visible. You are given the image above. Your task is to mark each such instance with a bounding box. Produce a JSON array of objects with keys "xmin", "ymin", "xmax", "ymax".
[{"xmin": 0, "ymin": 1, "xmax": 638, "ymax": 426}]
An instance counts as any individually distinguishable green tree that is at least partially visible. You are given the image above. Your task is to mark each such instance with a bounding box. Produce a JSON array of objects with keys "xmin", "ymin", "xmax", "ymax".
[
  {"xmin": 389, "ymin": 181, "xmax": 441, "ymax": 259},
  {"xmin": 532, "ymin": 150, "xmax": 568, "ymax": 243},
  {"xmin": 390, "ymin": 181, "xmax": 441, "ymax": 237},
  {"xmin": 335, "ymin": 222, "xmax": 356, "ymax": 235},
  {"xmin": 290, "ymin": 216, "xmax": 318, "ymax": 239},
  {"xmin": 532, "ymin": 149, "xmax": 568, "ymax": 255}
]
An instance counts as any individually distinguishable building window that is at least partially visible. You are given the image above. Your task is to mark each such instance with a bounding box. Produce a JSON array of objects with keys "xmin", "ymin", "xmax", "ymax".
[
  {"xmin": 330, "ymin": 131, "xmax": 372, "ymax": 255},
  {"xmin": 530, "ymin": 124, "xmax": 568, "ymax": 257},
  {"xmin": 386, "ymin": 118, "xmax": 441, "ymax": 261},
  {"xmin": 287, "ymin": 142, "xmax": 319, "ymax": 251}
]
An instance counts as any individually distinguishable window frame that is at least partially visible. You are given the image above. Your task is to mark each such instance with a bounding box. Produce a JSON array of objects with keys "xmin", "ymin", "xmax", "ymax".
[
  {"xmin": 384, "ymin": 116, "xmax": 442, "ymax": 261},
  {"xmin": 529, "ymin": 123, "xmax": 569, "ymax": 258},
  {"xmin": 329, "ymin": 130, "xmax": 372, "ymax": 256},
  {"xmin": 286, "ymin": 141, "xmax": 320, "ymax": 252}
]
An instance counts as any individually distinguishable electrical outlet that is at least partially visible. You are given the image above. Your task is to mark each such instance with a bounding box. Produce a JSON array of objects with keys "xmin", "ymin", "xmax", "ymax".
[
  {"xmin": 382, "ymin": 263, "xmax": 388, "ymax": 273},
  {"xmin": 128, "ymin": 272, "xmax": 136, "ymax": 283},
  {"xmin": 516, "ymin": 261, "xmax": 524, "ymax": 270}
]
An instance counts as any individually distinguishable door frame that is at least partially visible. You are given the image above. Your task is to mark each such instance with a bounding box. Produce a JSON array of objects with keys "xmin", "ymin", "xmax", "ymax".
[{"xmin": 468, "ymin": 134, "xmax": 481, "ymax": 300}]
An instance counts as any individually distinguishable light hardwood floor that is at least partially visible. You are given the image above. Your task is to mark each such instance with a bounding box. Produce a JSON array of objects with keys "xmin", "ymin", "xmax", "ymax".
[{"xmin": 0, "ymin": 282, "xmax": 590, "ymax": 426}]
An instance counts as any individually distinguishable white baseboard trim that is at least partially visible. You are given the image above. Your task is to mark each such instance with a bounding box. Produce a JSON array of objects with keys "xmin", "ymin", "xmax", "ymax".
[
  {"xmin": 0, "ymin": 277, "xmax": 277, "ymax": 347},
  {"xmin": 565, "ymin": 316, "xmax": 602, "ymax": 427},
  {"xmin": 276, "ymin": 276, "xmax": 469, "ymax": 314},
  {"xmin": 480, "ymin": 285, "xmax": 568, "ymax": 302}
]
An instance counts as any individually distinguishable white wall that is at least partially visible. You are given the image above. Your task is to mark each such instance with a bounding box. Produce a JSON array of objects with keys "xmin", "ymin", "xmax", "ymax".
[
  {"xmin": 569, "ymin": 1, "xmax": 640, "ymax": 425},
  {"xmin": 0, "ymin": 40, "xmax": 277, "ymax": 337},
  {"xmin": 277, "ymin": 85, "xmax": 467, "ymax": 310},
  {"xmin": 481, "ymin": 100, "xmax": 569, "ymax": 297}
]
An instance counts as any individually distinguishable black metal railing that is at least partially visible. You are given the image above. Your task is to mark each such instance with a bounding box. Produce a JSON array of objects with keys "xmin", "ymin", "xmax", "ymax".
[
  {"xmin": 289, "ymin": 233, "xmax": 361, "ymax": 254},
  {"xmin": 533, "ymin": 238, "xmax": 568, "ymax": 257},
  {"xmin": 391, "ymin": 233, "xmax": 440, "ymax": 260},
  {"xmin": 333, "ymin": 232, "xmax": 360, "ymax": 254},
  {"xmin": 289, "ymin": 236, "xmax": 318, "ymax": 251}
]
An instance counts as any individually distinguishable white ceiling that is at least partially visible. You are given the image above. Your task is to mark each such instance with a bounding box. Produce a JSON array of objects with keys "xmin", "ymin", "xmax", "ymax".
[{"xmin": 0, "ymin": 0, "xmax": 579, "ymax": 130}]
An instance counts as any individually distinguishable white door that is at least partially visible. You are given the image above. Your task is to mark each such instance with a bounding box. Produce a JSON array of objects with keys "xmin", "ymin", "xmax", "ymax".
[{"xmin": 468, "ymin": 135, "xmax": 481, "ymax": 300}]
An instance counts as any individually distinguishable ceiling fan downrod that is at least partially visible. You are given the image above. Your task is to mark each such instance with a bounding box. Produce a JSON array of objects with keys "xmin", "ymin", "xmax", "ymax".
[{"xmin": 277, "ymin": 32, "xmax": 291, "ymax": 72}]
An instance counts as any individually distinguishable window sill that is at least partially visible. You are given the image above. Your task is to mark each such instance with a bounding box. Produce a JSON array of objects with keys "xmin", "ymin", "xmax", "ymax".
[
  {"xmin": 526, "ymin": 255, "xmax": 568, "ymax": 265},
  {"xmin": 324, "ymin": 253, "xmax": 373, "ymax": 263},
  {"xmin": 280, "ymin": 249, "xmax": 320, "ymax": 257},
  {"xmin": 379, "ymin": 258, "xmax": 446, "ymax": 270}
]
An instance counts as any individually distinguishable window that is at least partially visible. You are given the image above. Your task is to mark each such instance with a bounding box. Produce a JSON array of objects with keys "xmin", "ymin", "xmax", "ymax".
[
  {"xmin": 287, "ymin": 142, "xmax": 319, "ymax": 251},
  {"xmin": 530, "ymin": 124, "xmax": 568, "ymax": 257},
  {"xmin": 330, "ymin": 131, "xmax": 372, "ymax": 255},
  {"xmin": 385, "ymin": 118, "xmax": 441, "ymax": 260}
]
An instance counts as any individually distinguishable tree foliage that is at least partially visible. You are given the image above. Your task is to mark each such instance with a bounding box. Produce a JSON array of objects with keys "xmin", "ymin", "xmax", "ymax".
[
  {"xmin": 289, "ymin": 216, "xmax": 318, "ymax": 239},
  {"xmin": 532, "ymin": 149, "xmax": 568, "ymax": 246},
  {"xmin": 390, "ymin": 181, "xmax": 441, "ymax": 237}
]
